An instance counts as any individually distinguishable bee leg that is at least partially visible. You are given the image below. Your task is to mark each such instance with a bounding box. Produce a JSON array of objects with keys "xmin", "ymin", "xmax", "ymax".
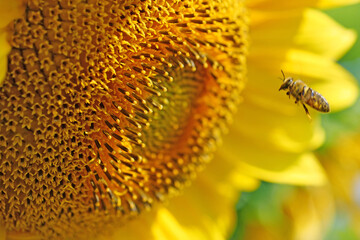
[
  {"xmin": 286, "ymin": 91, "xmax": 290, "ymax": 99},
  {"xmin": 302, "ymin": 103, "xmax": 312, "ymax": 120}
]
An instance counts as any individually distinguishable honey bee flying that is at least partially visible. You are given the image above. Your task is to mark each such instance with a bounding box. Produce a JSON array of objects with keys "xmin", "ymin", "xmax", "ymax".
[{"xmin": 278, "ymin": 70, "xmax": 330, "ymax": 119}]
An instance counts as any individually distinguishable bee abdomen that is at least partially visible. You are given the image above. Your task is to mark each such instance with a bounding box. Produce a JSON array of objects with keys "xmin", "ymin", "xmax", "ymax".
[{"xmin": 304, "ymin": 88, "xmax": 330, "ymax": 112}]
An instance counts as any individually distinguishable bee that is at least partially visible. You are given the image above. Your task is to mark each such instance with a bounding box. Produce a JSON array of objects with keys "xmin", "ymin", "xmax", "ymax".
[{"xmin": 278, "ymin": 70, "xmax": 330, "ymax": 119}]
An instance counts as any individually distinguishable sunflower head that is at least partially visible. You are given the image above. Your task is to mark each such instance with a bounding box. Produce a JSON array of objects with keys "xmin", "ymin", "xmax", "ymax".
[{"xmin": 0, "ymin": 0, "xmax": 248, "ymax": 239}]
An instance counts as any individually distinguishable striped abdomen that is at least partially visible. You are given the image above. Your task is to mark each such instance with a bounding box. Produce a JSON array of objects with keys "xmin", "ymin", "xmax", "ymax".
[{"xmin": 303, "ymin": 87, "xmax": 330, "ymax": 112}]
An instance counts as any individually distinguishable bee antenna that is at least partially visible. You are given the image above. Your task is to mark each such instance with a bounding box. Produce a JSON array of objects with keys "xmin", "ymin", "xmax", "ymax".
[{"xmin": 280, "ymin": 70, "xmax": 285, "ymax": 80}]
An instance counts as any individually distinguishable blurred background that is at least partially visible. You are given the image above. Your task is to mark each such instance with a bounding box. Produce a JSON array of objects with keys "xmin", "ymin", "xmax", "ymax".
[{"xmin": 231, "ymin": 3, "xmax": 360, "ymax": 240}]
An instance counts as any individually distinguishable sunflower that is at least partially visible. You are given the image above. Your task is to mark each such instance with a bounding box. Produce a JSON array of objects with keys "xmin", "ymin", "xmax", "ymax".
[
  {"xmin": 0, "ymin": 0, "xmax": 248, "ymax": 239},
  {"xmin": 0, "ymin": 1, "xmax": 358, "ymax": 240}
]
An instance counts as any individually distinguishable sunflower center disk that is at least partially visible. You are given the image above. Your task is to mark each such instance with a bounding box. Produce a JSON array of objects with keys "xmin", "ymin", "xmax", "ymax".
[{"xmin": 0, "ymin": 0, "xmax": 248, "ymax": 238}]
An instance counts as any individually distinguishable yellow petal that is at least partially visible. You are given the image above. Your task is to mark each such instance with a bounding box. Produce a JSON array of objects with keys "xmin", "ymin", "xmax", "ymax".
[
  {"xmin": 317, "ymin": 0, "xmax": 360, "ymax": 8},
  {"xmin": 0, "ymin": 1, "xmax": 25, "ymax": 29},
  {"xmin": 295, "ymin": 9, "xmax": 356, "ymax": 59},
  {"xmin": 210, "ymin": 151, "xmax": 261, "ymax": 193},
  {"xmin": 0, "ymin": 32, "xmax": 10, "ymax": 84},
  {"xmin": 0, "ymin": 1, "xmax": 26, "ymax": 84},
  {"xmin": 283, "ymin": 187, "xmax": 335, "ymax": 240},
  {"xmin": 246, "ymin": 0, "xmax": 360, "ymax": 9},
  {"xmin": 248, "ymin": 8, "xmax": 301, "ymax": 27},
  {"xmin": 101, "ymin": 195, "xmax": 228, "ymax": 240},
  {"xmin": 218, "ymin": 137, "xmax": 327, "ymax": 186},
  {"xmin": 241, "ymin": 152, "xmax": 327, "ymax": 186},
  {"xmin": 235, "ymin": 95, "xmax": 325, "ymax": 152},
  {"xmin": 250, "ymin": 9, "xmax": 356, "ymax": 59}
]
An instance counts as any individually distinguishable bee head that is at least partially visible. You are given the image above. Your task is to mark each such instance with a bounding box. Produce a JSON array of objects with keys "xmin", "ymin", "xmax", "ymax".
[
  {"xmin": 279, "ymin": 77, "xmax": 293, "ymax": 91},
  {"xmin": 278, "ymin": 70, "xmax": 292, "ymax": 91}
]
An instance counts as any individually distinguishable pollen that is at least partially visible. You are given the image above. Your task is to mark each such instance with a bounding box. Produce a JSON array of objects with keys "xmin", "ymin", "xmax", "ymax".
[{"xmin": 0, "ymin": 0, "xmax": 248, "ymax": 239}]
